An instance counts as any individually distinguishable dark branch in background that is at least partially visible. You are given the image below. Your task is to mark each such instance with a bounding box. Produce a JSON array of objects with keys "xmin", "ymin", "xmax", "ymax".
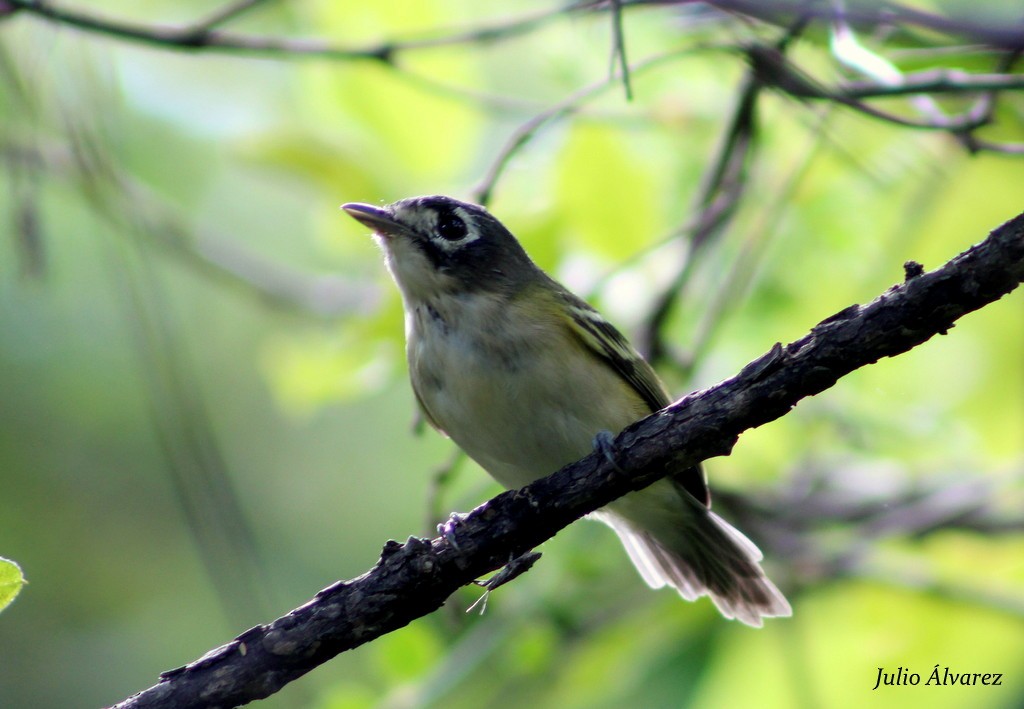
[
  {"xmin": 747, "ymin": 44, "xmax": 1020, "ymax": 135},
  {"xmin": 3, "ymin": 0, "xmax": 580, "ymax": 61},
  {"xmin": 951, "ymin": 47, "xmax": 1024, "ymax": 154},
  {"xmin": 191, "ymin": 0, "xmax": 270, "ymax": 33},
  {"xmin": 656, "ymin": 0, "xmax": 1024, "ymax": 51},
  {"xmin": 11, "ymin": 0, "xmax": 1024, "ymax": 55},
  {"xmin": 6, "ymin": 143, "xmax": 46, "ymax": 278},
  {"xmin": 638, "ymin": 19, "xmax": 813, "ymax": 367},
  {"xmin": 62, "ymin": 122, "xmax": 279, "ymax": 628},
  {"xmin": 10, "ymin": 0, "xmax": 1017, "ymax": 338},
  {"xmin": 625, "ymin": 27, "xmax": 1023, "ymax": 363},
  {"xmin": 833, "ymin": 70, "xmax": 1024, "ymax": 98},
  {"xmin": 609, "ymin": 0, "xmax": 634, "ymax": 100},
  {"xmin": 721, "ymin": 468, "xmax": 1024, "ymax": 572},
  {"xmin": 114, "ymin": 212, "xmax": 1024, "ymax": 708},
  {"xmin": 717, "ymin": 465, "xmax": 1024, "ymax": 615},
  {"xmin": 8, "ymin": 0, "xmax": 1023, "ymax": 158},
  {"xmin": 682, "ymin": 121, "xmax": 827, "ymax": 375},
  {"xmin": 0, "ymin": 142, "xmax": 379, "ymax": 317},
  {"xmin": 640, "ymin": 64, "xmax": 759, "ymax": 365},
  {"xmin": 8, "ymin": 0, "xmax": 1023, "ymax": 100}
]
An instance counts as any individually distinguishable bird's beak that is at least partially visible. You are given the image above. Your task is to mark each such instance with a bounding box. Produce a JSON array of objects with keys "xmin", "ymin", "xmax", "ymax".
[{"xmin": 342, "ymin": 202, "xmax": 406, "ymax": 238}]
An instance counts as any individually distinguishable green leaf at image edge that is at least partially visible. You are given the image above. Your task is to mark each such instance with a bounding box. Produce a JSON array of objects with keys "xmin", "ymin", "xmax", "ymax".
[{"xmin": 0, "ymin": 557, "xmax": 25, "ymax": 613}]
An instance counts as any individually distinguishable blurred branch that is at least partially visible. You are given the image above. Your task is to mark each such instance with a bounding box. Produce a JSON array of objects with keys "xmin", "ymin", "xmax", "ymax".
[
  {"xmin": 835, "ymin": 70, "xmax": 1024, "ymax": 99},
  {"xmin": 60, "ymin": 118, "xmax": 281, "ymax": 628},
  {"xmin": 192, "ymin": 0, "xmax": 272, "ymax": 33},
  {"xmin": 5, "ymin": 143, "xmax": 46, "ymax": 278},
  {"xmin": 10, "ymin": 0, "xmax": 1024, "ymax": 59},
  {"xmin": 685, "ymin": 113, "xmax": 827, "ymax": 370},
  {"xmin": 9, "ymin": 1, "xmax": 1022, "ymax": 154},
  {"xmin": 4, "ymin": 0, "xmax": 579, "ymax": 61},
  {"xmin": 747, "ymin": 41, "xmax": 1024, "ymax": 101},
  {"xmin": 639, "ymin": 19, "xmax": 813, "ymax": 365},
  {"xmin": 750, "ymin": 21, "xmax": 1024, "ymax": 151},
  {"xmin": 108, "ymin": 231, "xmax": 278, "ymax": 628},
  {"xmin": 719, "ymin": 468, "xmax": 1023, "ymax": 557},
  {"xmin": 1, "ymin": 141, "xmax": 379, "ymax": 317},
  {"xmin": 654, "ymin": 0, "xmax": 1024, "ymax": 51},
  {"xmin": 114, "ymin": 211, "xmax": 1024, "ymax": 708},
  {"xmin": 718, "ymin": 464, "xmax": 1024, "ymax": 618},
  {"xmin": 640, "ymin": 64, "xmax": 760, "ymax": 365},
  {"xmin": 471, "ymin": 48, "xmax": 700, "ymax": 205},
  {"xmin": 608, "ymin": 0, "xmax": 633, "ymax": 100},
  {"xmin": 956, "ymin": 138, "xmax": 1024, "ymax": 154},
  {"xmin": 749, "ymin": 44, "xmax": 997, "ymax": 132},
  {"xmin": 951, "ymin": 46, "xmax": 1024, "ymax": 153}
]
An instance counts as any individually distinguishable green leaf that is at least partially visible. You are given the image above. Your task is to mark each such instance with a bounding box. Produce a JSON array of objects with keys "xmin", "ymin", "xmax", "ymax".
[{"xmin": 0, "ymin": 557, "xmax": 25, "ymax": 613}]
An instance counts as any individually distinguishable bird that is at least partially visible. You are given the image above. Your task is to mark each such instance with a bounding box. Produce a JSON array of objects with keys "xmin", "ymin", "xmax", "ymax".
[{"xmin": 343, "ymin": 194, "xmax": 791, "ymax": 626}]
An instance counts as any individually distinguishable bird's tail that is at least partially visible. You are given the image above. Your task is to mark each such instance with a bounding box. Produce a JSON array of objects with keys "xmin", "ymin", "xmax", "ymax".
[{"xmin": 597, "ymin": 486, "xmax": 791, "ymax": 627}]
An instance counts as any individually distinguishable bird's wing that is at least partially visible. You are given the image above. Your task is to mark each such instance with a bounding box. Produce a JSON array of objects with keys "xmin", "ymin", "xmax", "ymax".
[
  {"xmin": 559, "ymin": 293, "xmax": 670, "ymax": 413},
  {"xmin": 557, "ymin": 289, "xmax": 711, "ymax": 507}
]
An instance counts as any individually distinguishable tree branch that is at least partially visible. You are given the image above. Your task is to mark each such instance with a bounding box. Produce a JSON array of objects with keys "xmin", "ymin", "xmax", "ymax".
[
  {"xmin": 748, "ymin": 44, "xmax": 998, "ymax": 132},
  {"xmin": 113, "ymin": 211, "xmax": 1024, "ymax": 708},
  {"xmin": 4, "ymin": 0, "xmax": 576, "ymax": 61},
  {"xmin": 471, "ymin": 49, "xmax": 695, "ymax": 206},
  {"xmin": 0, "ymin": 141, "xmax": 379, "ymax": 317},
  {"xmin": 686, "ymin": 0, "xmax": 1024, "ymax": 51},
  {"xmin": 191, "ymin": 0, "xmax": 271, "ymax": 34},
  {"xmin": 836, "ymin": 70, "xmax": 1024, "ymax": 99}
]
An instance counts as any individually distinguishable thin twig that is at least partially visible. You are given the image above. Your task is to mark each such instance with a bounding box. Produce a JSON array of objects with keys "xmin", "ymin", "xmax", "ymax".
[
  {"xmin": 640, "ymin": 63, "xmax": 760, "ymax": 364},
  {"xmin": 959, "ymin": 139, "xmax": 1024, "ymax": 154},
  {"xmin": 748, "ymin": 44, "xmax": 996, "ymax": 132},
  {"xmin": 4, "ymin": 0, "xmax": 581, "ymax": 61},
  {"xmin": 471, "ymin": 49, "xmax": 702, "ymax": 205},
  {"xmin": 691, "ymin": 0, "xmax": 1024, "ymax": 51},
  {"xmin": 192, "ymin": 0, "xmax": 272, "ymax": 33},
  {"xmin": 640, "ymin": 21, "xmax": 811, "ymax": 366},
  {"xmin": 953, "ymin": 44, "xmax": 1023, "ymax": 152},
  {"xmin": 837, "ymin": 70, "xmax": 1024, "ymax": 99},
  {"xmin": 609, "ymin": 0, "xmax": 633, "ymax": 101},
  {"xmin": 685, "ymin": 111, "xmax": 829, "ymax": 370},
  {"xmin": 5, "ymin": 141, "xmax": 380, "ymax": 316},
  {"xmin": 67, "ymin": 123, "xmax": 279, "ymax": 628}
]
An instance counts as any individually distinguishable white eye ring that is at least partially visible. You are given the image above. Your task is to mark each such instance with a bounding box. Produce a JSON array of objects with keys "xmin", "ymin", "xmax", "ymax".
[{"xmin": 429, "ymin": 206, "xmax": 480, "ymax": 252}]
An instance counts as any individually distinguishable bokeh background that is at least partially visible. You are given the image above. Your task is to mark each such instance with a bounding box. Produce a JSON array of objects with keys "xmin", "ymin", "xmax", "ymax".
[{"xmin": 1, "ymin": 1, "xmax": 1023, "ymax": 707}]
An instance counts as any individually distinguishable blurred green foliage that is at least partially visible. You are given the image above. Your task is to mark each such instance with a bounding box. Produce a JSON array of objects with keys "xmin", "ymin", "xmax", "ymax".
[{"xmin": 1, "ymin": 1, "xmax": 1023, "ymax": 708}]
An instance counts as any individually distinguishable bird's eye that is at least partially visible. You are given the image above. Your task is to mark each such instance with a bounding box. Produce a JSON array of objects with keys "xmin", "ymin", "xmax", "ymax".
[{"xmin": 436, "ymin": 212, "xmax": 468, "ymax": 241}]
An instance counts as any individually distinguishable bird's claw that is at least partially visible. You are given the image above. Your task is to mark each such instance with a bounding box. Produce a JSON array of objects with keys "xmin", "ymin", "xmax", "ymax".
[
  {"xmin": 592, "ymin": 429, "xmax": 625, "ymax": 473},
  {"xmin": 437, "ymin": 511, "xmax": 468, "ymax": 551}
]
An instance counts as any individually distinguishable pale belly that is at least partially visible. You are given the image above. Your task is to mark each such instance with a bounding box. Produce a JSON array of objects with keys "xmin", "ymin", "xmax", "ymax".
[{"xmin": 407, "ymin": 304, "xmax": 648, "ymax": 490}]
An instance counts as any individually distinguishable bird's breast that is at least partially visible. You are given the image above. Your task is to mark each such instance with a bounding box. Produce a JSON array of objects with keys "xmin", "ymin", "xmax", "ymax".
[{"xmin": 406, "ymin": 297, "xmax": 644, "ymax": 490}]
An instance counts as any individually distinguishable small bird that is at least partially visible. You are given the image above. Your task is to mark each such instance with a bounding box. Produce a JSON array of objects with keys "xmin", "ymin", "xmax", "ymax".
[{"xmin": 343, "ymin": 195, "xmax": 791, "ymax": 626}]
